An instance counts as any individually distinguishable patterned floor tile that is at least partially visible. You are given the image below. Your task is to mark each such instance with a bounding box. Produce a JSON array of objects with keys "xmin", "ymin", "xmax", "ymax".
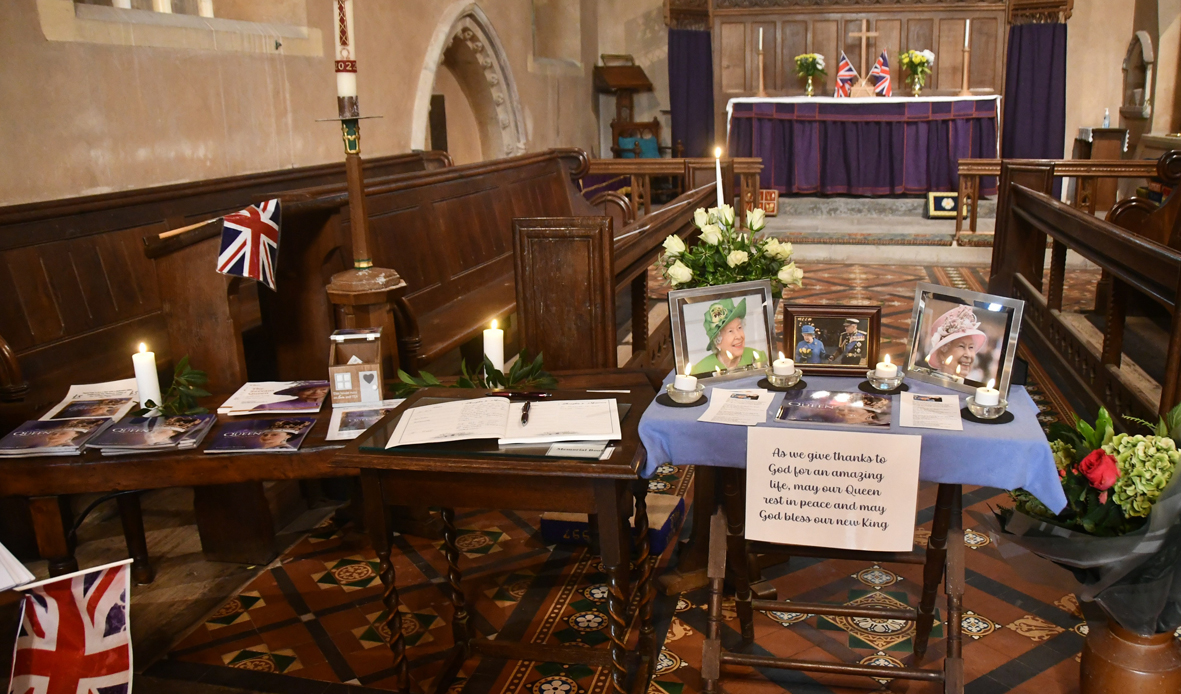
[
  {"xmin": 204, "ymin": 591, "xmax": 265, "ymax": 630},
  {"xmin": 312, "ymin": 555, "xmax": 383, "ymax": 592},
  {"xmin": 221, "ymin": 644, "xmax": 302, "ymax": 674},
  {"xmin": 1006, "ymin": 615, "xmax": 1066, "ymax": 642}
]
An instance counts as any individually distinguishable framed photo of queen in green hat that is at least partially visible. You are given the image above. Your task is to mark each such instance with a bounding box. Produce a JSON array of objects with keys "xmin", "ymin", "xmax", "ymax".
[{"xmin": 668, "ymin": 280, "xmax": 777, "ymax": 380}]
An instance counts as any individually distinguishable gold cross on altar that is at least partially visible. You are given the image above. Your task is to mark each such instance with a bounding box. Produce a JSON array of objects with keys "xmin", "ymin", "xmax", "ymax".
[{"xmin": 848, "ymin": 19, "xmax": 879, "ymax": 79}]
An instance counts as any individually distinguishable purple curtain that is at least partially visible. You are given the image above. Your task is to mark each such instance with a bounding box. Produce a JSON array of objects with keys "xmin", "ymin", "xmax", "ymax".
[
  {"xmin": 1002, "ymin": 23, "xmax": 1067, "ymax": 159},
  {"xmin": 669, "ymin": 29, "xmax": 714, "ymax": 159}
]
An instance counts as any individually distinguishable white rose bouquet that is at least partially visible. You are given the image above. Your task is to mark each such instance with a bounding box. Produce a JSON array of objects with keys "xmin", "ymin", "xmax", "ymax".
[{"xmin": 659, "ymin": 204, "xmax": 803, "ymax": 292}]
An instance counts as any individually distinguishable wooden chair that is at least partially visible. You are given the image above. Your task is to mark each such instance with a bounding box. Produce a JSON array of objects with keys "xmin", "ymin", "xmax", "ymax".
[{"xmin": 701, "ymin": 472, "xmax": 964, "ymax": 693}]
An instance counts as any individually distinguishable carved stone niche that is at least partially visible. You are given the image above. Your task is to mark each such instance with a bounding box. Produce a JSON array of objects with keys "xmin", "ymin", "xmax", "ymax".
[{"xmin": 1121, "ymin": 30, "xmax": 1154, "ymax": 122}]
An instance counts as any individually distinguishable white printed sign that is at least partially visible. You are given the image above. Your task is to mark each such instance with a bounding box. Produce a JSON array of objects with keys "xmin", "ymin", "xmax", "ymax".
[{"xmin": 745, "ymin": 428, "xmax": 922, "ymax": 552}]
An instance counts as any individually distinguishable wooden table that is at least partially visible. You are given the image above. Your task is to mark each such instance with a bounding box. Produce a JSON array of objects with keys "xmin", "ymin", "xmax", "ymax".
[{"xmin": 333, "ymin": 370, "xmax": 659, "ymax": 694}]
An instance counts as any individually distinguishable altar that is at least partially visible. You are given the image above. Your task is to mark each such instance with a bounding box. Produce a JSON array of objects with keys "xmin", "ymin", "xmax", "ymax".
[{"xmin": 727, "ymin": 95, "xmax": 1000, "ymax": 197}]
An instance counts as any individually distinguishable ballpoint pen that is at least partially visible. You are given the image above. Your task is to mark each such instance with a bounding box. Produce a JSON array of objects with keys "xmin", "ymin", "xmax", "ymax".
[{"xmin": 520, "ymin": 400, "xmax": 531, "ymax": 426}]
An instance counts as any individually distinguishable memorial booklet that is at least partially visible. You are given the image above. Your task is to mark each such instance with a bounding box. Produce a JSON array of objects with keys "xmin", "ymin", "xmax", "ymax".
[
  {"xmin": 899, "ymin": 392, "xmax": 963, "ymax": 431},
  {"xmin": 775, "ymin": 390, "xmax": 892, "ymax": 428},
  {"xmin": 88, "ymin": 413, "xmax": 218, "ymax": 455},
  {"xmin": 0, "ymin": 419, "xmax": 110, "ymax": 457},
  {"xmin": 40, "ymin": 377, "xmax": 138, "ymax": 422},
  {"xmin": 326, "ymin": 399, "xmax": 405, "ymax": 441},
  {"xmin": 385, "ymin": 398, "xmax": 621, "ymax": 448},
  {"xmin": 217, "ymin": 381, "xmax": 330, "ymax": 416},
  {"xmin": 203, "ymin": 417, "xmax": 316, "ymax": 454},
  {"xmin": 696, "ymin": 388, "xmax": 774, "ymax": 426}
]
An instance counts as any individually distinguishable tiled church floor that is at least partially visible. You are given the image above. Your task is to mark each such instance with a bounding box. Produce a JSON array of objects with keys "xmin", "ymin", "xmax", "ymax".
[{"xmin": 142, "ymin": 264, "xmax": 1116, "ymax": 694}]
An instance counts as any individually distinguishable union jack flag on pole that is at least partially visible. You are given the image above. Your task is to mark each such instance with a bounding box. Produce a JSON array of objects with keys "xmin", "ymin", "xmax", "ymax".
[
  {"xmin": 217, "ymin": 199, "xmax": 282, "ymax": 291},
  {"xmin": 834, "ymin": 52, "xmax": 858, "ymax": 98},
  {"xmin": 8, "ymin": 559, "xmax": 133, "ymax": 694},
  {"xmin": 869, "ymin": 50, "xmax": 892, "ymax": 96}
]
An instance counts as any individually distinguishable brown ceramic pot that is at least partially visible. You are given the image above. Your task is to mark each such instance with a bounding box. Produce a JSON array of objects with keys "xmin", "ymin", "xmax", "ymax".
[{"xmin": 1080, "ymin": 620, "xmax": 1181, "ymax": 693}]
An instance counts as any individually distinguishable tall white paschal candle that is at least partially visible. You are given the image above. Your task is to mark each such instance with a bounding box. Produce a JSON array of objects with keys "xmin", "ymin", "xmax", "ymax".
[
  {"xmin": 759, "ymin": 27, "xmax": 763, "ymax": 51},
  {"xmin": 334, "ymin": 0, "xmax": 358, "ymax": 100},
  {"xmin": 484, "ymin": 319, "xmax": 505, "ymax": 373},
  {"xmin": 714, "ymin": 147, "xmax": 725, "ymax": 208},
  {"xmin": 133, "ymin": 343, "xmax": 162, "ymax": 409},
  {"xmin": 964, "ymin": 19, "xmax": 970, "ymax": 49}
]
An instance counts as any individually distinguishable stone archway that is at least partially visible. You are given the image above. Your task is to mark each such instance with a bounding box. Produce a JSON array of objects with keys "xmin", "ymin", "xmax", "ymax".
[{"xmin": 411, "ymin": 3, "xmax": 527, "ymax": 159}]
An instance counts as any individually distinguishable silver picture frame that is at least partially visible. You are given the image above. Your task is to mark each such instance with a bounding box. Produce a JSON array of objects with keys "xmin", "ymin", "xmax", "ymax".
[
  {"xmin": 905, "ymin": 282, "xmax": 1025, "ymax": 396},
  {"xmin": 667, "ymin": 280, "xmax": 777, "ymax": 382}
]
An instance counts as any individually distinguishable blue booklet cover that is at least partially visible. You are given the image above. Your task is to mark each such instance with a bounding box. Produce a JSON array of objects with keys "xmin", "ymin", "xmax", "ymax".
[
  {"xmin": 90, "ymin": 414, "xmax": 217, "ymax": 449},
  {"xmin": 203, "ymin": 417, "xmax": 316, "ymax": 453},
  {"xmin": 0, "ymin": 419, "xmax": 108, "ymax": 454}
]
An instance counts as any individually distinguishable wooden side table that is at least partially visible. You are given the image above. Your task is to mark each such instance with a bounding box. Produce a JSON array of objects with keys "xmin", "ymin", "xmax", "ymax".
[{"xmin": 334, "ymin": 372, "xmax": 659, "ymax": 694}]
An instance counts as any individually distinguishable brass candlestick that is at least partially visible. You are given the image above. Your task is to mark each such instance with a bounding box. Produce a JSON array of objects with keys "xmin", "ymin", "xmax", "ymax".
[
  {"xmin": 757, "ymin": 48, "xmax": 767, "ymax": 97},
  {"xmin": 959, "ymin": 46, "xmax": 972, "ymax": 96}
]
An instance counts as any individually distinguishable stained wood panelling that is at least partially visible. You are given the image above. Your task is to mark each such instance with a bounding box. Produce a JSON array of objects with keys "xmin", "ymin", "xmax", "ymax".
[
  {"xmin": 752, "ymin": 22, "xmax": 778, "ymax": 90},
  {"xmin": 937, "ymin": 19, "xmax": 966, "ymax": 90},
  {"xmin": 779, "ymin": 21, "xmax": 808, "ymax": 91},
  {"xmin": 970, "ymin": 17, "xmax": 999, "ymax": 90},
  {"xmin": 721, "ymin": 22, "xmax": 747, "ymax": 92},
  {"xmin": 875, "ymin": 19, "xmax": 901, "ymax": 66},
  {"xmin": 812, "ymin": 20, "xmax": 839, "ymax": 95}
]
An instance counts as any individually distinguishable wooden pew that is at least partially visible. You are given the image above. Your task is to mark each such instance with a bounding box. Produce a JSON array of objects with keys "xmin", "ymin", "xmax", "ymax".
[
  {"xmin": 989, "ymin": 153, "xmax": 1181, "ymax": 423},
  {"xmin": 276, "ymin": 149, "xmax": 714, "ymax": 375}
]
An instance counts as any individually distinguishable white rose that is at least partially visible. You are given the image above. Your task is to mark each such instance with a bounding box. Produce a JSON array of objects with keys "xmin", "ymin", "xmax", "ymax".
[
  {"xmin": 748, "ymin": 208, "xmax": 766, "ymax": 232},
  {"xmin": 699, "ymin": 224, "xmax": 723, "ymax": 245},
  {"xmin": 763, "ymin": 238, "xmax": 792, "ymax": 261},
  {"xmin": 667, "ymin": 260, "xmax": 693, "ymax": 285},
  {"xmin": 717, "ymin": 204, "xmax": 736, "ymax": 226},
  {"xmin": 662, "ymin": 234, "xmax": 686, "ymax": 256},
  {"xmin": 816, "ymin": 55, "xmax": 825, "ymax": 69},
  {"xmin": 921, "ymin": 49, "xmax": 935, "ymax": 65},
  {"xmin": 693, "ymin": 208, "xmax": 710, "ymax": 229},
  {"xmin": 777, "ymin": 262, "xmax": 804, "ymax": 287},
  {"xmin": 726, "ymin": 250, "xmax": 749, "ymax": 268}
]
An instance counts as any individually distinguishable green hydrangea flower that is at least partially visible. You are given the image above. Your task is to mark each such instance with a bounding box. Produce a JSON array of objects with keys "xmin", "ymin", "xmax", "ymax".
[
  {"xmin": 1102, "ymin": 434, "xmax": 1179, "ymax": 518},
  {"xmin": 1050, "ymin": 439, "xmax": 1074, "ymax": 471}
]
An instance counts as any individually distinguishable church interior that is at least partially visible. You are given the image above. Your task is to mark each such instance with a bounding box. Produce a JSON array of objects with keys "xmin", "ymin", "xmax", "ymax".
[{"xmin": 3, "ymin": 1, "xmax": 1181, "ymax": 693}]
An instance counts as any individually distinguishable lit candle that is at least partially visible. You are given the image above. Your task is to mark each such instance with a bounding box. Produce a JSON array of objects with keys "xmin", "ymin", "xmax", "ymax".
[
  {"xmin": 874, "ymin": 353, "xmax": 898, "ymax": 379},
  {"xmin": 759, "ymin": 27, "xmax": 763, "ymax": 51},
  {"xmin": 714, "ymin": 146, "xmax": 725, "ymax": 208},
  {"xmin": 773, "ymin": 351, "xmax": 795, "ymax": 376},
  {"xmin": 334, "ymin": 0, "xmax": 358, "ymax": 100},
  {"xmin": 674, "ymin": 365, "xmax": 698, "ymax": 392},
  {"xmin": 964, "ymin": 19, "xmax": 971, "ymax": 49},
  {"xmin": 975, "ymin": 378, "xmax": 1000, "ymax": 407},
  {"xmin": 483, "ymin": 319, "xmax": 505, "ymax": 373},
  {"xmin": 132, "ymin": 343, "xmax": 162, "ymax": 410}
]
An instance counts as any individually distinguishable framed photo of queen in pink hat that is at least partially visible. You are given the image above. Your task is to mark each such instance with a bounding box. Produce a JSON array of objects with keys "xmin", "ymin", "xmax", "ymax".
[{"xmin": 905, "ymin": 283, "xmax": 1024, "ymax": 396}]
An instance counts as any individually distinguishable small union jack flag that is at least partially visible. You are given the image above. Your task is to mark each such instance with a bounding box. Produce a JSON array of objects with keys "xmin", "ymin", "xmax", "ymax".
[
  {"xmin": 8, "ymin": 560, "xmax": 133, "ymax": 694},
  {"xmin": 869, "ymin": 50, "xmax": 892, "ymax": 96},
  {"xmin": 834, "ymin": 52, "xmax": 858, "ymax": 98},
  {"xmin": 217, "ymin": 199, "xmax": 282, "ymax": 291}
]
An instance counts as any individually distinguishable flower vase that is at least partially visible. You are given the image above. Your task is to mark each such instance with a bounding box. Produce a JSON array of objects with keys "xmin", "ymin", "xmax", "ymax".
[
  {"xmin": 911, "ymin": 77, "xmax": 922, "ymax": 97},
  {"xmin": 1080, "ymin": 620, "xmax": 1181, "ymax": 693},
  {"xmin": 806, "ymin": 75, "xmax": 814, "ymax": 98}
]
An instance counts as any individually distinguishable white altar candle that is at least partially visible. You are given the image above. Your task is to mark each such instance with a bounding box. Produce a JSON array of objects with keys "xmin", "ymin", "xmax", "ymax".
[
  {"xmin": 759, "ymin": 28, "xmax": 763, "ymax": 51},
  {"xmin": 773, "ymin": 352, "xmax": 794, "ymax": 376},
  {"xmin": 334, "ymin": 0, "xmax": 358, "ymax": 99},
  {"xmin": 964, "ymin": 19, "xmax": 971, "ymax": 49},
  {"xmin": 874, "ymin": 353, "xmax": 898, "ymax": 379},
  {"xmin": 483, "ymin": 319, "xmax": 505, "ymax": 373},
  {"xmin": 975, "ymin": 378, "xmax": 1000, "ymax": 407},
  {"xmin": 714, "ymin": 146, "xmax": 725, "ymax": 208},
  {"xmin": 133, "ymin": 343, "xmax": 162, "ymax": 409},
  {"xmin": 674, "ymin": 365, "xmax": 698, "ymax": 392}
]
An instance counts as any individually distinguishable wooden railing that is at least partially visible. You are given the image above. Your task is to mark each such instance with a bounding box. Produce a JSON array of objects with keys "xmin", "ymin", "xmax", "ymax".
[
  {"xmin": 989, "ymin": 158, "xmax": 1181, "ymax": 423},
  {"xmin": 584, "ymin": 157, "xmax": 763, "ymax": 224},
  {"xmin": 956, "ymin": 158, "xmax": 1159, "ymax": 241}
]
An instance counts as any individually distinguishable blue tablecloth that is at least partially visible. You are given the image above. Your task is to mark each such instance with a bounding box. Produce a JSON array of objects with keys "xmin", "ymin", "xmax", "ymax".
[{"xmin": 638, "ymin": 372, "xmax": 1067, "ymax": 514}]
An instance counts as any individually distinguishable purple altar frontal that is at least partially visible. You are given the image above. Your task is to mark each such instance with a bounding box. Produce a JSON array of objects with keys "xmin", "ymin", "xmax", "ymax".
[
  {"xmin": 727, "ymin": 95, "xmax": 1000, "ymax": 197},
  {"xmin": 637, "ymin": 370, "xmax": 1066, "ymax": 514}
]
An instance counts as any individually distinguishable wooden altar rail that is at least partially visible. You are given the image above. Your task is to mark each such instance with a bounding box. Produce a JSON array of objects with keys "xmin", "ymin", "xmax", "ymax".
[
  {"xmin": 955, "ymin": 158, "xmax": 1159, "ymax": 240},
  {"xmin": 989, "ymin": 160, "xmax": 1181, "ymax": 424},
  {"xmin": 584, "ymin": 157, "xmax": 762, "ymax": 222}
]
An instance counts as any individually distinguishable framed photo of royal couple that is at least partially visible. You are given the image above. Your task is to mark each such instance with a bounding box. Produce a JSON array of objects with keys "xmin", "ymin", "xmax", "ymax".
[
  {"xmin": 905, "ymin": 283, "xmax": 1025, "ymax": 395},
  {"xmin": 667, "ymin": 280, "xmax": 777, "ymax": 381},
  {"xmin": 783, "ymin": 304, "xmax": 882, "ymax": 376}
]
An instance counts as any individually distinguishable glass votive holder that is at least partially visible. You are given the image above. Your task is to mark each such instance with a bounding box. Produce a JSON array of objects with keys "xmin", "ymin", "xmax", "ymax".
[
  {"xmin": 966, "ymin": 396, "xmax": 1008, "ymax": 419},
  {"xmin": 865, "ymin": 370, "xmax": 905, "ymax": 391},
  {"xmin": 666, "ymin": 382, "xmax": 705, "ymax": 404},
  {"xmin": 765, "ymin": 368, "xmax": 802, "ymax": 389}
]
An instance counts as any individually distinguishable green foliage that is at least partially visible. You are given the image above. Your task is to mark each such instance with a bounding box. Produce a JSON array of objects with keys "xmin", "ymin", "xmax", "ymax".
[
  {"xmin": 132, "ymin": 356, "xmax": 210, "ymax": 417},
  {"xmin": 794, "ymin": 53, "xmax": 827, "ymax": 78},
  {"xmin": 660, "ymin": 205, "xmax": 803, "ymax": 292},
  {"xmin": 391, "ymin": 350, "xmax": 558, "ymax": 398},
  {"xmin": 898, "ymin": 49, "xmax": 934, "ymax": 88}
]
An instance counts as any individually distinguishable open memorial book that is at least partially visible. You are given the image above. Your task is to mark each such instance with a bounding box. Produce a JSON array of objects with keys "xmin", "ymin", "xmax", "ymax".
[
  {"xmin": 0, "ymin": 539, "xmax": 34, "ymax": 592},
  {"xmin": 385, "ymin": 398, "xmax": 621, "ymax": 448}
]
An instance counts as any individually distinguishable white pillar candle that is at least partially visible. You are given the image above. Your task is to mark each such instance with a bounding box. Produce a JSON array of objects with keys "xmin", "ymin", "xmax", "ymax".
[
  {"xmin": 334, "ymin": 0, "xmax": 358, "ymax": 99},
  {"xmin": 132, "ymin": 343, "xmax": 163, "ymax": 410},
  {"xmin": 874, "ymin": 353, "xmax": 898, "ymax": 379},
  {"xmin": 964, "ymin": 19, "xmax": 971, "ymax": 49},
  {"xmin": 759, "ymin": 27, "xmax": 763, "ymax": 51},
  {"xmin": 714, "ymin": 147, "xmax": 725, "ymax": 208},
  {"xmin": 483, "ymin": 319, "xmax": 505, "ymax": 373},
  {"xmin": 975, "ymin": 379, "xmax": 1000, "ymax": 407},
  {"xmin": 197, "ymin": 0, "xmax": 214, "ymax": 18},
  {"xmin": 674, "ymin": 365, "xmax": 698, "ymax": 392},
  {"xmin": 773, "ymin": 351, "xmax": 794, "ymax": 376}
]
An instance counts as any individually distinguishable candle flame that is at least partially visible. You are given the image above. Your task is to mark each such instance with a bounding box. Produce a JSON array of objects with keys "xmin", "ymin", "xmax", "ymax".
[
  {"xmin": 714, "ymin": 146, "xmax": 722, "ymax": 158},
  {"xmin": 685, "ymin": 364, "xmax": 692, "ymax": 377},
  {"xmin": 987, "ymin": 378, "xmax": 995, "ymax": 390},
  {"xmin": 778, "ymin": 351, "xmax": 785, "ymax": 361},
  {"xmin": 884, "ymin": 354, "xmax": 891, "ymax": 365},
  {"xmin": 490, "ymin": 319, "xmax": 498, "ymax": 330},
  {"xmin": 138, "ymin": 343, "xmax": 147, "ymax": 353}
]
